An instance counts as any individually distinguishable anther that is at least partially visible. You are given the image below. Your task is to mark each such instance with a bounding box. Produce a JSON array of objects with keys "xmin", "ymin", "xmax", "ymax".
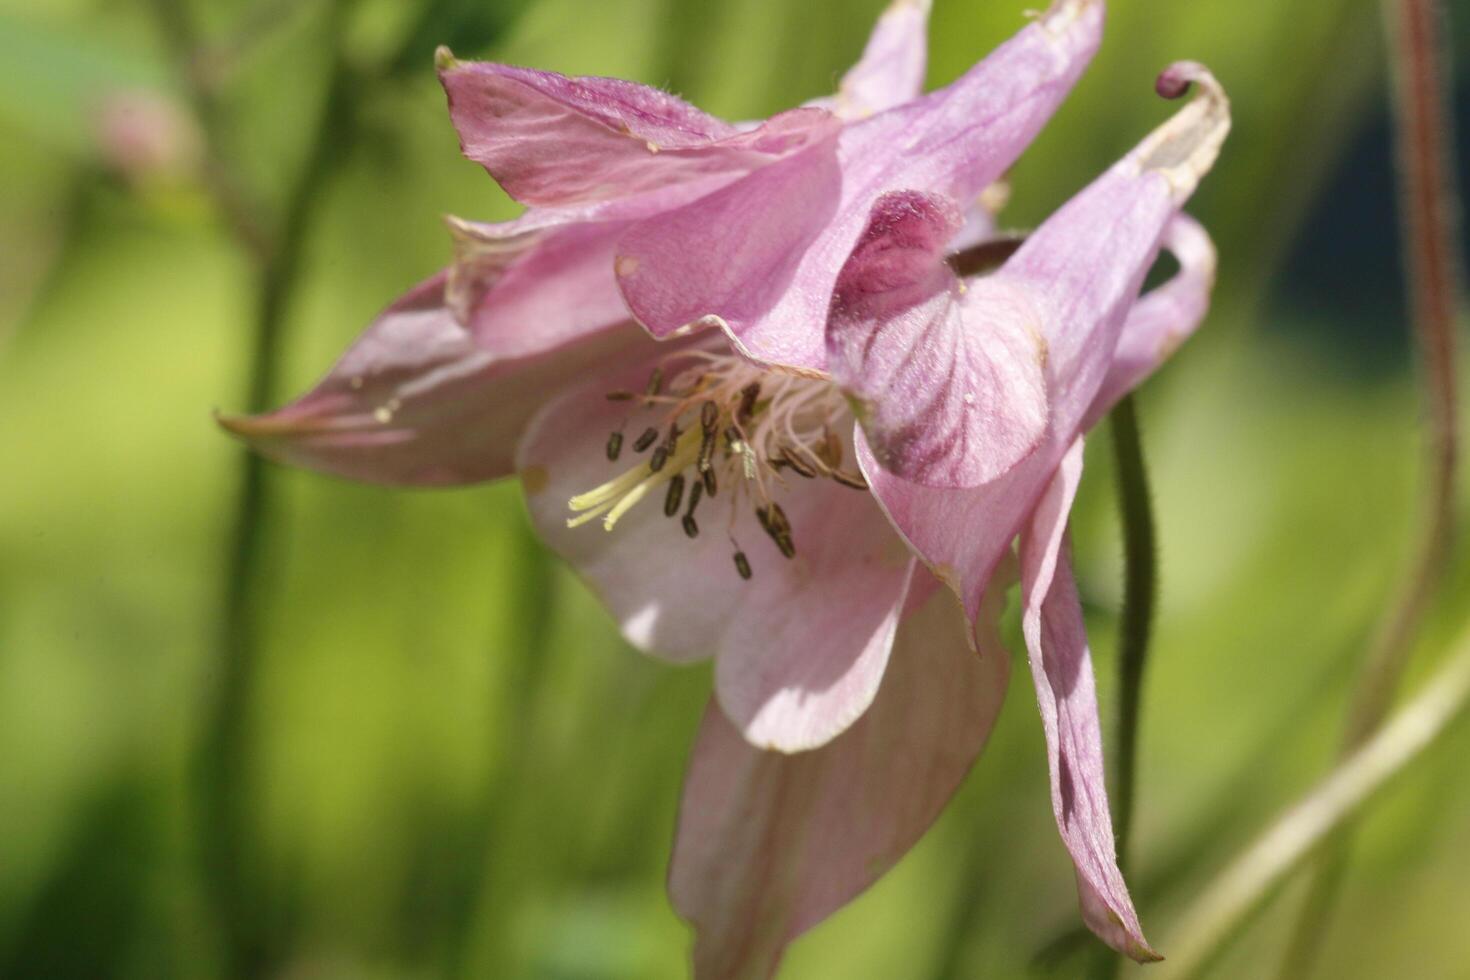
[
  {"xmin": 697, "ymin": 428, "xmax": 716, "ymax": 472},
  {"xmin": 686, "ymin": 479, "xmax": 703, "ymax": 516},
  {"xmin": 832, "ymin": 469, "xmax": 868, "ymax": 490},
  {"xmin": 819, "ymin": 426, "xmax": 843, "ymax": 468},
  {"xmin": 661, "ymin": 423, "xmax": 681, "ymax": 455},
  {"xmin": 780, "ymin": 447, "xmax": 817, "ymax": 478},
  {"xmin": 700, "ymin": 400, "xmax": 718, "ymax": 432},
  {"xmin": 664, "ymin": 475, "xmax": 685, "ymax": 517},
  {"xmin": 650, "ymin": 447, "xmax": 669, "ymax": 472},
  {"xmin": 733, "ymin": 551, "xmax": 752, "ymax": 580},
  {"xmin": 633, "ymin": 427, "xmax": 659, "ymax": 452},
  {"xmin": 682, "ymin": 514, "xmax": 699, "ymax": 538},
  {"xmin": 757, "ymin": 504, "xmax": 795, "ymax": 559},
  {"xmin": 645, "ymin": 367, "xmax": 663, "ymax": 400},
  {"xmin": 605, "ymin": 390, "xmax": 635, "ymax": 402},
  {"xmin": 702, "ymin": 467, "xmax": 717, "ymax": 497},
  {"xmin": 737, "ymin": 382, "xmax": 760, "ymax": 422},
  {"xmin": 606, "ymin": 431, "xmax": 623, "ymax": 461}
]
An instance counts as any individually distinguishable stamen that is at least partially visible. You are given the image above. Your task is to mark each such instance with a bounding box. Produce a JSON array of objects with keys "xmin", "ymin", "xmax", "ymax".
[
  {"xmin": 734, "ymin": 550, "xmax": 752, "ymax": 580},
  {"xmin": 682, "ymin": 514, "xmax": 699, "ymax": 538},
  {"xmin": 606, "ymin": 431, "xmax": 623, "ymax": 461},
  {"xmin": 633, "ymin": 427, "xmax": 659, "ymax": 452},
  {"xmin": 832, "ymin": 469, "xmax": 868, "ymax": 490},
  {"xmin": 737, "ymin": 382, "xmax": 760, "ymax": 422},
  {"xmin": 605, "ymin": 390, "xmax": 636, "ymax": 402},
  {"xmin": 698, "ymin": 428, "xmax": 716, "ymax": 473},
  {"xmin": 650, "ymin": 447, "xmax": 669, "ymax": 472},
  {"xmin": 664, "ymin": 475, "xmax": 685, "ymax": 516},
  {"xmin": 686, "ymin": 479, "xmax": 703, "ymax": 516},
  {"xmin": 702, "ymin": 467, "xmax": 717, "ymax": 497},
  {"xmin": 645, "ymin": 366, "xmax": 663, "ymax": 401},
  {"xmin": 780, "ymin": 446, "xmax": 817, "ymax": 478},
  {"xmin": 700, "ymin": 400, "xmax": 718, "ymax": 432}
]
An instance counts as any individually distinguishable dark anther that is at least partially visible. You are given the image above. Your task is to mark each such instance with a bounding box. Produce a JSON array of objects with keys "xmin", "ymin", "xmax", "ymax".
[
  {"xmin": 819, "ymin": 426, "xmax": 843, "ymax": 468},
  {"xmin": 700, "ymin": 400, "xmax": 719, "ymax": 432},
  {"xmin": 645, "ymin": 366, "xmax": 664, "ymax": 399},
  {"xmin": 686, "ymin": 479, "xmax": 703, "ymax": 516},
  {"xmin": 698, "ymin": 429, "xmax": 716, "ymax": 472},
  {"xmin": 780, "ymin": 447, "xmax": 817, "ymax": 478},
  {"xmin": 832, "ymin": 469, "xmax": 868, "ymax": 490},
  {"xmin": 664, "ymin": 475, "xmax": 685, "ymax": 517},
  {"xmin": 605, "ymin": 390, "xmax": 635, "ymax": 402},
  {"xmin": 662, "ymin": 423, "xmax": 681, "ymax": 455},
  {"xmin": 737, "ymin": 382, "xmax": 760, "ymax": 422},
  {"xmin": 724, "ymin": 426, "xmax": 742, "ymax": 451},
  {"xmin": 757, "ymin": 504, "xmax": 795, "ymax": 559},
  {"xmin": 702, "ymin": 467, "xmax": 717, "ymax": 497},
  {"xmin": 650, "ymin": 447, "xmax": 669, "ymax": 472},
  {"xmin": 948, "ymin": 234, "xmax": 1026, "ymax": 278},
  {"xmin": 606, "ymin": 431, "xmax": 623, "ymax": 461},
  {"xmin": 633, "ymin": 427, "xmax": 659, "ymax": 452},
  {"xmin": 734, "ymin": 551, "xmax": 752, "ymax": 580},
  {"xmin": 682, "ymin": 514, "xmax": 699, "ymax": 539}
]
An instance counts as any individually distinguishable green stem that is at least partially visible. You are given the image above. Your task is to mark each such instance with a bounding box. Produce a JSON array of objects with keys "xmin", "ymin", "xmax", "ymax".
[
  {"xmin": 1110, "ymin": 394, "xmax": 1158, "ymax": 875},
  {"xmin": 1277, "ymin": 0, "xmax": 1462, "ymax": 972},
  {"xmin": 151, "ymin": 2, "xmax": 356, "ymax": 972},
  {"xmin": 1090, "ymin": 394, "xmax": 1158, "ymax": 980}
]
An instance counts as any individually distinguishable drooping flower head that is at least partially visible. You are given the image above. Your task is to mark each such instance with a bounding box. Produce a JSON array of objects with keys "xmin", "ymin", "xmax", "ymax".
[{"xmin": 222, "ymin": 2, "xmax": 1229, "ymax": 975}]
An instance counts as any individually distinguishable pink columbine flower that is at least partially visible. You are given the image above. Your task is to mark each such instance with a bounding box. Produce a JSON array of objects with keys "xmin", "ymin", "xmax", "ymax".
[{"xmin": 222, "ymin": 2, "xmax": 1229, "ymax": 975}]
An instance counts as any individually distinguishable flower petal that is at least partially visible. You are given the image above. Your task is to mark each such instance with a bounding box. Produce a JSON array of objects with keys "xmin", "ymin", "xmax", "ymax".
[
  {"xmin": 1082, "ymin": 212, "xmax": 1216, "ymax": 428},
  {"xmin": 517, "ymin": 354, "xmax": 916, "ymax": 751},
  {"xmin": 439, "ymin": 52, "xmax": 839, "ymax": 207},
  {"xmin": 832, "ymin": 0, "xmax": 932, "ymax": 119},
  {"xmin": 616, "ymin": 0, "xmax": 1103, "ymax": 373},
  {"xmin": 669, "ymin": 576, "xmax": 1011, "ymax": 980},
  {"xmin": 1019, "ymin": 439, "xmax": 1157, "ymax": 961},
  {"xmin": 826, "ymin": 190, "xmax": 1048, "ymax": 487},
  {"xmin": 220, "ymin": 274, "xmax": 647, "ymax": 486},
  {"xmin": 994, "ymin": 62, "xmax": 1229, "ymax": 438}
]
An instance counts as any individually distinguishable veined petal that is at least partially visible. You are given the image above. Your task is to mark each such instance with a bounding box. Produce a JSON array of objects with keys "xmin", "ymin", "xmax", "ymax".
[
  {"xmin": 827, "ymin": 190, "xmax": 1048, "ymax": 487},
  {"xmin": 996, "ymin": 62, "xmax": 1229, "ymax": 438},
  {"xmin": 517, "ymin": 353, "xmax": 915, "ymax": 751},
  {"xmin": 832, "ymin": 0, "xmax": 932, "ymax": 119},
  {"xmin": 669, "ymin": 576, "xmax": 1011, "ymax": 980},
  {"xmin": 1082, "ymin": 212, "xmax": 1216, "ymax": 428},
  {"xmin": 439, "ymin": 52, "xmax": 839, "ymax": 207},
  {"xmin": 220, "ymin": 274, "xmax": 647, "ymax": 486},
  {"xmin": 617, "ymin": 0, "xmax": 1103, "ymax": 373},
  {"xmin": 1019, "ymin": 440, "xmax": 1157, "ymax": 961}
]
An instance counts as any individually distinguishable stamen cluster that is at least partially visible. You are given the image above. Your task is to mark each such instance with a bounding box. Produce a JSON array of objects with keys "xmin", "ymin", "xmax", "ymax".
[{"xmin": 567, "ymin": 349, "xmax": 867, "ymax": 580}]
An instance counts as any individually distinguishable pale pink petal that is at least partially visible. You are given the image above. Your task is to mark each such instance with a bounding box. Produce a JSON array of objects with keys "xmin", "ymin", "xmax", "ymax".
[
  {"xmin": 997, "ymin": 63, "xmax": 1229, "ymax": 438},
  {"xmin": 517, "ymin": 354, "xmax": 916, "ymax": 750},
  {"xmin": 832, "ymin": 0, "xmax": 932, "ymax": 119},
  {"xmin": 1019, "ymin": 439, "xmax": 1157, "ymax": 960},
  {"xmin": 1082, "ymin": 212, "xmax": 1216, "ymax": 428},
  {"xmin": 669, "ymin": 577, "xmax": 1011, "ymax": 979},
  {"xmin": 826, "ymin": 190, "xmax": 1048, "ymax": 487},
  {"xmin": 220, "ymin": 274, "xmax": 647, "ymax": 486},
  {"xmin": 617, "ymin": 0, "xmax": 1103, "ymax": 373},
  {"xmin": 439, "ymin": 53, "xmax": 839, "ymax": 207}
]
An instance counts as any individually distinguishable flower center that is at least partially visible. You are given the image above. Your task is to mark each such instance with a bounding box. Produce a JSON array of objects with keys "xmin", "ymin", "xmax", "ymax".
[{"xmin": 566, "ymin": 349, "xmax": 868, "ymax": 579}]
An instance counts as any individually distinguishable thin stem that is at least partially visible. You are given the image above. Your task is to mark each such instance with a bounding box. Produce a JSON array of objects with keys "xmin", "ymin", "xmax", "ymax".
[
  {"xmin": 1277, "ymin": 0, "xmax": 1462, "ymax": 971},
  {"xmin": 1091, "ymin": 395, "xmax": 1157, "ymax": 980},
  {"xmin": 151, "ymin": 1, "xmax": 356, "ymax": 972},
  {"xmin": 1155, "ymin": 619, "xmax": 1470, "ymax": 980},
  {"xmin": 1109, "ymin": 395, "xmax": 1158, "ymax": 875}
]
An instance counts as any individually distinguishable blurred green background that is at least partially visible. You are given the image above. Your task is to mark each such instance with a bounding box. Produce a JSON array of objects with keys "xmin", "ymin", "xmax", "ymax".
[{"xmin": 2, "ymin": 0, "xmax": 1469, "ymax": 977}]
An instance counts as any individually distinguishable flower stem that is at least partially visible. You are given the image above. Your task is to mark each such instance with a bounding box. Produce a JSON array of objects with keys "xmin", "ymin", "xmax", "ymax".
[
  {"xmin": 1089, "ymin": 394, "xmax": 1158, "ymax": 980},
  {"xmin": 1152, "ymin": 617, "xmax": 1470, "ymax": 980},
  {"xmin": 152, "ymin": 1, "xmax": 355, "ymax": 971},
  {"xmin": 1276, "ymin": 0, "xmax": 1462, "ymax": 971},
  {"xmin": 1109, "ymin": 394, "xmax": 1157, "ymax": 875}
]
